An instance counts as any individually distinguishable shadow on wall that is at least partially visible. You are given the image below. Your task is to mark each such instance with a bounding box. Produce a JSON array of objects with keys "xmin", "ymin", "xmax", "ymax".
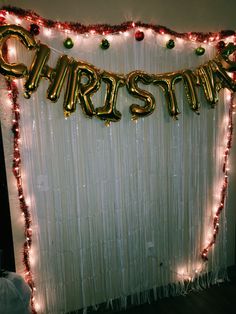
[{"xmin": 0, "ymin": 123, "xmax": 15, "ymax": 272}]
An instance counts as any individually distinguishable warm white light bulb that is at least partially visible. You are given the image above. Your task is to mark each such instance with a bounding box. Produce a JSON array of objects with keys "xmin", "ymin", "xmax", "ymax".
[
  {"xmin": 163, "ymin": 34, "xmax": 170, "ymax": 42},
  {"xmin": 15, "ymin": 17, "xmax": 21, "ymax": 24},
  {"xmin": 176, "ymin": 37, "xmax": 184, "ymax": 45},
  {"xmin": 106, "ymin": 35, "xmax": 113, "ymax": 42},
  {"xmin": 8, "ymin": 46, "xmax": 16, "ymax": 57},
  {"xmin": 35, "ymin": 303, "xmax": 41, "ymax": 311},
  {"xmin": 44, "ymin": 28, "xmax": 52, "ymax": 37}
]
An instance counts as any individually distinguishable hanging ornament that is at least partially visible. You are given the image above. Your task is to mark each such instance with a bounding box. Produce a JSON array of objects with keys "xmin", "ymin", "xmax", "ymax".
[
  {"xmin": 135, "ymin": 30, "xmax": 144, "ymax": 41},
  {"xmin": 100, "ymin": 38, "xmax": 110, "ymax": 50},
  {"xmin": 216, "ymin": 41, "xmax": 226, "ymax": 51},
  {"xmin": 29, "ymin": 23, "xmax": 40, "ymax": 36},
  {"xmin": 63, "ymin": 37, "xmax": 74, "ymax": 49},
  {"xmin": 195, "ymin": 46, "xmax": 205, "ymax": 56},
  {"xmin": 166, "ymin": 39, "xmax": 175, "ymax": 49}
]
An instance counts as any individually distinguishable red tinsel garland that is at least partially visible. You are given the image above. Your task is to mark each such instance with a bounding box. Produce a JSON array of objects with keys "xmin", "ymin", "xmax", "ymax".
[
  {"xmin": 200, "ymin": 46, "xmax": 236, "ymax": 261},
  {"xmin": 201, "ymin": 92, "xmax": 234, "ymax": 261},
  {"xmin": 1, "ymin": 12, "xmax": 37, "ymax": 312},
  {"xmin": 6, "ymin": 78, "xmax": 37, "ymax": 314},
  {"xmin": 1, "ymin": 5, "xmax": 236, "ymax": 43}
]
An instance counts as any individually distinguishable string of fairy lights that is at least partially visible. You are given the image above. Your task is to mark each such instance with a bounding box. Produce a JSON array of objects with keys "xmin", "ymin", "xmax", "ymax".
[
  {"xmin": 1, "ymin": 6, "xmax": 236, "ymax": 313},
  {"xmin": 6, "ymin": 78, "xmax": 37, "ymax": 313},
  {"xmin": 1, "ymin": 6, "xmax": 236, "ymax": 53},
  {"xmin": 201, "ymin": 90, "xmax": 235, "ymax": 261}
]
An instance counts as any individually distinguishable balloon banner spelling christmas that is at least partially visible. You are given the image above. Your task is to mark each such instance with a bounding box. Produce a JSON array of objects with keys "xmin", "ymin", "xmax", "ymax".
[{"xmin": 0, "ymin": 24, "xmax": 236, "ymax": 125}]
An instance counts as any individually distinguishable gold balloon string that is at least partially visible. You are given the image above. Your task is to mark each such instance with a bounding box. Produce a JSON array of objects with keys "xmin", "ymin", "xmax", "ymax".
[
  {"xmin": 48, "ymin": 45, "xmax": 123, "ymax": 77},
  {"xmin": 1, "ymin": 24, "xmax": 236, "ymax": 126}
]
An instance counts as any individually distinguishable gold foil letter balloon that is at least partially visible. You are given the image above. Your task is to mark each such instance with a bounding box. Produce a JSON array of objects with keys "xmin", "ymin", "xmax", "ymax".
[
  {"xmin": 217, "ymin": 42, "xmax": 236, "ymax": 72},
  {"xmin": 209, "ymin": 60, "xmax": 236, "ymax": 92},
  {"xmin": 182, "ymin": 69, "xmax": 200, "ymax": 113},
  {"xmin": 63, "ymin": 59, "xmax": 100, "ymax": 117},
  {"xmin": 195, "ymin": 44, "xmax": 236, "ymax": 108},
  {"xmin": 196, "ymin": 63, "xmax": 220, "ymax": 107},
  {"xmin": 0, "ymin": 24, "xmax": 36, "ymax": 78},
  {"xmin": 153, "ymin": 72, "xmax": 182, "ymax": 119},
  {"xmin": 77, "ymin": 61, "xmax": 101, "ymax": 117},
  {"xmin": 96, "ymin": 71, "xmax": 125, "ymax": 124},
  {"xmin": 47, "ymin": 54, "xmax": 71, "ymax": 102},
  {"xmin": 211, "ymin": 43, "xmax": 236, "ymax": 92},
  {"xmin": 63, "ymin": 59, "xmax": 80, "ymax": 116},
  {"xmin": 24, "ymin": 43, "xmax": 51, "ymax": 98},
  {"xmin": 126, "ymin": 71, "xmax": 156, "ymax": 120}
]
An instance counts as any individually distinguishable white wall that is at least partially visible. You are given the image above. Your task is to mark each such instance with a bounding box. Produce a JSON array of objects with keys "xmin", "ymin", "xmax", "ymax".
[{"xmin": 2, "ymin": 0, "xmax": 236, "ymax": 265}]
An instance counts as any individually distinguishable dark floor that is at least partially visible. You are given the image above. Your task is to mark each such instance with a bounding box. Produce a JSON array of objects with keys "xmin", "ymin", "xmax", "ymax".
[
  {"xmin": 68, "ymin": 267, "xmax": 236, "ymax": 314},
  {"xmin": 97, "ymin": 267, "xmax": 236, "ymax": 314},
  {"xmin": 108, "ymin": 280, "xmax": 236, "ymax": 314}
]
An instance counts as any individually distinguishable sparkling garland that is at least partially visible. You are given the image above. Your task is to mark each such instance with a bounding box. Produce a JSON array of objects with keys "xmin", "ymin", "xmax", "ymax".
[
  {"xmin": 1, "ymin": 17, "xmax": 37, "ymax": 310},
  {"xmin": 6, "ymin": 78, "xmax": 37, "ymax": 313},
  {"xmin": 201, "ymin": 40, "xmax": 236, "ymax": 261},
  {"xmin": 1, "ymin": 5, "xmax": 236, "ymax": 43},
  {"xmin": 1, "ymin": 25, "xmax": 37, "ymax": 311},
  {"xmin": 201, "ymin": 91, "xmax": 235, "ymax": 261}
]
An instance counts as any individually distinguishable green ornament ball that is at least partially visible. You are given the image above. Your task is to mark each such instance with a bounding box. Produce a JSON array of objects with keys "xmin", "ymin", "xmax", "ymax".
[
  {"xmin": 63, "ymin": 37, "xmax": 74, "ymax": 49},
  {"xmin": 195, "ymin": 46, "xmax": 205, "ymax": 56},
  {"xmin": 100, "ymin": 39, "xmax": 110, "ymax": 50},
  {"xmin": 166, "ymin": 39, "xmax": 175, "ymax": 49}
]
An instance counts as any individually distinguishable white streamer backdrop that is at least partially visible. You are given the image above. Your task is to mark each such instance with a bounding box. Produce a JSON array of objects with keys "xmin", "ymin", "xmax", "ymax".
[{"xmin": 0, "ymin": 14, "xmax": 231, "ymax": 314}]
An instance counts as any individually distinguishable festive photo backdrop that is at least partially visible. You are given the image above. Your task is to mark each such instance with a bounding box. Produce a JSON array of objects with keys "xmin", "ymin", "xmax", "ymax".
[{"xmin": 0, "ymin": 6, "xmax": 236, "ymax": 314}]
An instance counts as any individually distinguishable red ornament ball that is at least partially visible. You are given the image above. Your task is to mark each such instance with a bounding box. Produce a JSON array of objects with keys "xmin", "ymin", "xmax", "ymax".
[
  {"xmin": 216, "ymin": 41, "xmax": 226, "ymax": 51},
  {"xmin": 29, "ymin": 24, "xmax": 40, "ymax": 36},
  {"xmin": 135, "ymin": 30, "xmax": 144, "ymax": 41}
]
